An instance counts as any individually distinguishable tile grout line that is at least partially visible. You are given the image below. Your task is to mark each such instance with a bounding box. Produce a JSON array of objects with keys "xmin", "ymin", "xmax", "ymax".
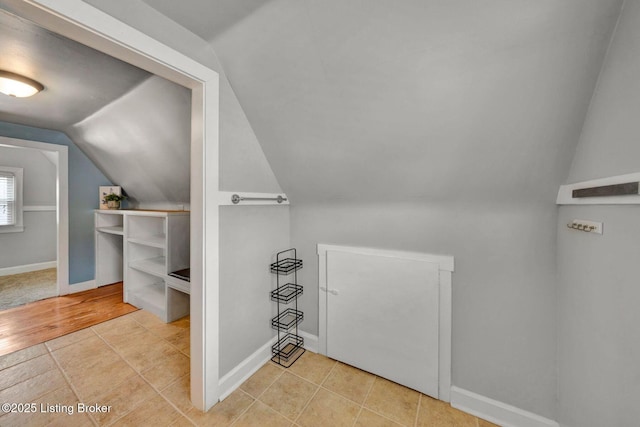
[
  {"xmin": 414, "ymin": 393, "xmax": 422, "ymax": 427},
  {"xmin": 354, "ymin": 373, "xmax": 378, "ymax": 427},
  {"xmin": 252, "ymin": 358, "xmax": 337, "ymax": 426},
  {"xmin": 45, "ymin": 340, "xmax": 99, "ymax": 426},
  {"xmin": 88, "ymin": 324, "xmax": 159, "ymax": 427},
  {"xmin": 126, "ymin": 313, "xmax": 202, "ymax": 426},
  {"xmin": 291, "ymin": 378, "xmax": 323, "ymax": 424},
  {"xmin": 258, "ymin": 374, "xmax": 314, "ymax": 424},
  {"xmin": 0, "ymin": 343, "xmax": 48, "ymax": 371},
  {"xmin": 129, "ymin": 313, "xmax": 191, "ymax": 357},
  {"xmin": 91, "ymin": 320, "xmax": 197, "ymax": 426},
  {"xmin": 247, "ymin": 364, "xmax": 285, "ymax": 401},
  {"xmin": 289, "ymin": 358, "xmax": 339, "ymax": 424},
  {"xmin": 229, "ymin": 389, "xmax": 261, "ymax": 427}
]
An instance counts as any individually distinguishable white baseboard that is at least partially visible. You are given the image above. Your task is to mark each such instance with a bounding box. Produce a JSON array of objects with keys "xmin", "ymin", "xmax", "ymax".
[
  {"xmin": 450, "ymin": 386, "xmax": 559, "ymax": 427},
  {"xmin": 67, "ymin": 280, "xmax": 97, "ymax": 294},
  {"xmin": 0, "ymin": 261, "xmax": 57, "ymax": 277},
  {"xmin": 218, "ymin": 332, "xmax": 319, "ymax": 401},
  {"xmin": 299, "ymin": 331, "xmax": 319, "ymax": 353},
  {"xmin": 218, "ymin": 337, "xmax": 277, "ymax": 401}
]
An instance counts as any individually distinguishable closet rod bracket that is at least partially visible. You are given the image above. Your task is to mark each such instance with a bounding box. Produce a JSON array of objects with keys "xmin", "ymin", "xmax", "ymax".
[{"xmin": 231, "ymin": 194, "xmax": 287, "ymax": 204}]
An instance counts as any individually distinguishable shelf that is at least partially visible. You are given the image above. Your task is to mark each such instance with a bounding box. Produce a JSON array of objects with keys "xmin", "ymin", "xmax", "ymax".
[
  {"xmin": 271, "ymin": 284, "xmax": 303, "ymax": 303},
  {"xmin": 129, "ymin": 256, "xmax": 166, "ymax": 277},
  {"xmin": 128, "ymin": 235, "xmax": 165, "ymax": 248},
  {"xmin": 271, "ymin": 308, "xmax": 303, "ymax": 332},
  {"xmin": 129, "ymin": 282, "xmax": 165, "ymax": 319},
  {"xmin": 96, "ymin": 226, "xmax": 124, "ymax": 236},
  {"xmin": 271, "ymin": 333, "xmax": 305, "ymax": 367},
  {"xmin": 270, "ymin": 258, "xmax": 303, "ymax": 275},
  {"xmin": 166, "ymin": 276, "xmax": 190, "ymax": 295}
]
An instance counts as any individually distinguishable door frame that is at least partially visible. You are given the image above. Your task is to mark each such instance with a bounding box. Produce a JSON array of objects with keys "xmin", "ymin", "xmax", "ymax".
[
  {"xmin": 0, "ymin": 136, "xmax": 68, "ymax": 295},
  {"xmin": 6, "ymin": 0, "xmax": 221, "ymax": 410}
]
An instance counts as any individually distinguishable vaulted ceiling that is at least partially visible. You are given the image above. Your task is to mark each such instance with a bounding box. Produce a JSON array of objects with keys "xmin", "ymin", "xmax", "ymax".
[
  {"xmin": 0, "ymin": 5, "xmax": 193, "ymax": 206},
  {"xmin": 0, "ymin": 1, "xmax": 626, "ymax": 206},
  {"xmin": 0, "ymin": 8, "xmax": 150, "ymax": 130},
  {"xmin": 146, "ymin": 0, "xmax": 623, "ymax": 204}
]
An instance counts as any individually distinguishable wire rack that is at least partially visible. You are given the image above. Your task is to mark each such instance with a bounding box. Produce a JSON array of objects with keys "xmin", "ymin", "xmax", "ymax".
[{"xmin": 270, "ymin": 248, "xmax": 305, "ymax": 367}]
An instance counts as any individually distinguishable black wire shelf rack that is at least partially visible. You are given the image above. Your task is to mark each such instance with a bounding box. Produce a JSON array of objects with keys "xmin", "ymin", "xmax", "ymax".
[
  {"xmin": 270, "ymin": 283, "xmax": 303, "ymax": 303},
  {"xmin": 271, "ymin": 308, "xmax": 303, "ymax": 332},
  {"xmin": 271, "ymin": 333, "xmax": 304, "ymax": 367},
  {"xmin": 270, "ymin": 248, "xmax": 305, "ymax": 367},
  {"xmin": 270, "ymin": 258, "xmax": 303, "ymax": 275}
]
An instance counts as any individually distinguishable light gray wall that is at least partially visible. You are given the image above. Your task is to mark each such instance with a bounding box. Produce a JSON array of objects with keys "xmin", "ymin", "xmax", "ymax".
[
  {"xmin": 0, "ymin": 122, "xmax": 112, "ymax": 284},
  {"xmin": 137, "ymin": 0, "xmax": 623, "ymax": 419},
  {"xmin": 83, "ymin": 0, "xmax": 282, "ymax": 196},
  {"xmin": 66, "ymin": 76, "xmax": 192, "ymax": 209},
  {"xmin": 219, "ymin": 205, "xmax": 289, "ymax": 376},
  {"xmin": 558, "ymin": 206, "xmax": 640, "ymax": 427},
  {"xmin": 558, "ymin": 1, "xmax": 640, "ymax": 426},
  {"xmin": 0, "ymin": 145, "xmax": 55, "ymax": 204},
  {"xmin": 0, "ymin": 145, "xmax": 56, "ymax": 268},
  {"xmin": 292, "ymin": 201, "xmax": 558, "ymax": 418}
]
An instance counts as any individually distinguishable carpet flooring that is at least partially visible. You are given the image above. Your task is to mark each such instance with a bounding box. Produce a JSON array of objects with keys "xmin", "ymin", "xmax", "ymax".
[{"xmin": 0, "ymin": 268, "xmax": 57, "ymax": 311}]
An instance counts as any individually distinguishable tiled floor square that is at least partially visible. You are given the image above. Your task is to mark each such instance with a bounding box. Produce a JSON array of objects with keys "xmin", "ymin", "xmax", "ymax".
[
  {"xmin": 259, "ymin": 371, "xmax": 317, "ymax": 420},
  {"xmin": 0, "ymin": 310, "xmax": 487, "ymax": 426},
  {"xmin": 296, "ymin": 387, "xmax": 360, "ymax": 427},
  {"xmin": 287, "ymin": 351, "xmax": 336, "ymax": 385},
  {"xmin": 364, "ymin": 376, "xmax": 420, "ymax": 426},
  {"xmin": 233, "ymin": 400, "xmax": 291, "ymax": 427},
  {"xmin": 322, "ymin": 361, "xmax": 376, "ymax": 404},
  {"xmin": 240, "ymin": 363, "xmax": 283, "ymax": 398},
  {"xmin": 184, "ymin": 389, "xmax": 254, "ymax": 426}
]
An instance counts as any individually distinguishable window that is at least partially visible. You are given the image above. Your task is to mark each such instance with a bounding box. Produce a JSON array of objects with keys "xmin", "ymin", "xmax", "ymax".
[{"xmin": 0, "ymin": 166, "xmax": 23, "ymax": 233}]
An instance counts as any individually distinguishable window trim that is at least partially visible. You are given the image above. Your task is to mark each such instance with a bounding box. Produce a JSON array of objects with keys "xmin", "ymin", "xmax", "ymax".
[{"xmin": 0, "ymin": 166, "xmax": 24, "ymax": 233}]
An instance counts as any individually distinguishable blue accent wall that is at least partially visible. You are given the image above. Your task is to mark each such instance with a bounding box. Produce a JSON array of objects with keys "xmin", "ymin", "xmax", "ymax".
[{"xmin": 0, "ymin": 121, "xmax": 112, "ymax": 284}]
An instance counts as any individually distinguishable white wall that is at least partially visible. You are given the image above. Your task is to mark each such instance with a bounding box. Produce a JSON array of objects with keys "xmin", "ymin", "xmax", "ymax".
[
  {"xmin": 219, "ymin": 205, "xmax": 289, "ymax": 376},
  {"xmin": 66, "ymin": 75, "xmax": 192, "ymax": 209},
  {"xmin": 292, "ymin": 201, "xmax": 559, "ymax": 418},
  {"xmin": 81, "ymin": 0, "xmax": 287, "ymax": 380},
  {"xmin": 83, "ymin": 0, "xmax": 282, "ymax": 197},
  {"xmin": 558, "ymin": 1, "xmax": 640, "ymax": 425},
  {"xmin": 0, "ymin": 145, "xmax": 56, "ymax": 268},
  {"xmin": 123, "ymin": 0, "xmax": 623, "ymax": 419}
]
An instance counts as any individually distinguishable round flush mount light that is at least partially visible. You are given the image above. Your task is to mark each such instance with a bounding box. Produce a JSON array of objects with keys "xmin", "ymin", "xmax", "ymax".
[{"xmin": 0, "ymin": 70, "xmax": 44, "ymax": 98}]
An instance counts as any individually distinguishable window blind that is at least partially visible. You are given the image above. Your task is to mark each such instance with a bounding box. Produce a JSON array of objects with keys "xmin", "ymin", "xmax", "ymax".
[{"xmin": 0, "ymin": 171, "xmax": 16, "ymax": 226}]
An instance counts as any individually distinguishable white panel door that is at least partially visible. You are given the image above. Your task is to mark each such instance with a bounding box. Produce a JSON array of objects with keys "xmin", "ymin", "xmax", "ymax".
[{"xmin": 326, "ymin": 250, "xmax": 440, "ymax": 397}]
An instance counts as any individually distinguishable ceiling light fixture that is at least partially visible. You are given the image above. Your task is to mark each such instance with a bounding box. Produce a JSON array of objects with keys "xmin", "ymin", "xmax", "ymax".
[{"xmin": 0, "ymin": 70, "xmax": 44, "ymax": 98}]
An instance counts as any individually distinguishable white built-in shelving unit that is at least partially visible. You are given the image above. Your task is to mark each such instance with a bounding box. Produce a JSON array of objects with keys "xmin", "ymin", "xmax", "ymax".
[{"xmin": 95, "ymin": 209, "xmax": 190, "ymax": 322}]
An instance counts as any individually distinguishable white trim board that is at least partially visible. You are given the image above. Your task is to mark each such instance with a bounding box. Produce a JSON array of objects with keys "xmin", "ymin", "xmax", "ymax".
[
  {"xmin": 557, "ymin": 172, "xmax": 640, "ymax": 205},
  {"xmin": 299, "ymin": 331, "xmax": 319, "ymax": 354},
  {"xmin": 16, "ymin": 0, "xmax": 220, "ymax": 411},
  {"xmin": 67, "ymin": 280, "xmax": 97, "ymax": 294},
  {"xmin": 450, "ymin": 386, "xmax": 559, "ymax": 427},
  {"xmin": 0, "ymin": 136, "xmax": 68, "ymax": 297},
  {"xmin": 218, "ymin": 337, "xmax": 276, "ymax": 401},
  {"xmin": 23, "ymin": 205, "xmax": 56, "ymax": 212},
  {"xmin": 218, "ymin": 333, "xmax": 319, "ymax": 401},
  {"xmin": 0, "ymin": 261, "xmax": 57, "ymax": 277},
  {"xmin": 317, "ymin": 244, "xmax": 454, "ymax": 272}
]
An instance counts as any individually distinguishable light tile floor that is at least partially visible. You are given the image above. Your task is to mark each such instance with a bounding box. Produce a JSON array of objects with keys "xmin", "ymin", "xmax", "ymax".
[{"xmin": 0, "ymin": 311, "xmax": 498, "ymax": 426}]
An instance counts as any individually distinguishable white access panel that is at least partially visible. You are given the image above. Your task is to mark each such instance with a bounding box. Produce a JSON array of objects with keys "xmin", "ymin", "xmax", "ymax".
[{"xmin": 325, "ymin": 250, "xmax": 440, "ymax": 398}]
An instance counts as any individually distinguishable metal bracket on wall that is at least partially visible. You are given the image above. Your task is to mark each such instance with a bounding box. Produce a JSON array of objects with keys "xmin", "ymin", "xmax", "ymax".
[{"xmin": 566, "ymin": 219, "xmax": 603, "ymax": 234}]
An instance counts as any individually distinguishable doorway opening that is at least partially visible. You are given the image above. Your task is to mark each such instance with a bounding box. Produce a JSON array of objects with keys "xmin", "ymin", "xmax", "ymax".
[
  {"xmin": 4, "ymin": 0, "xmax": 219, "ymax": 411},
  {"xmin": 0, "ymin": 136, "xmax": 69, "ymax": 309}
]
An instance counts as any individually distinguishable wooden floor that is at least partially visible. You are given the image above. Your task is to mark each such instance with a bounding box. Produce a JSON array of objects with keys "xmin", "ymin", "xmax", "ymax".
[{"xmin": 0, "ymin": 283, "xmax": 137, "ymax": 356}]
